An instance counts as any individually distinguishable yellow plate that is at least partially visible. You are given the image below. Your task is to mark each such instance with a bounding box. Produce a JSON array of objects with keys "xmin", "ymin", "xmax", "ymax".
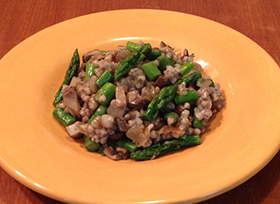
[{"xmin": 1, "ymin": 10, "xmax": 280, "ymax": 204}]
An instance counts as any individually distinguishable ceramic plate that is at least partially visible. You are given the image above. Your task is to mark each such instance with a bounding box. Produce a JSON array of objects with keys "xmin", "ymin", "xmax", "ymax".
[{"xmin": 1, "ymin": 10, "xmax": 280, "ymax": 204}]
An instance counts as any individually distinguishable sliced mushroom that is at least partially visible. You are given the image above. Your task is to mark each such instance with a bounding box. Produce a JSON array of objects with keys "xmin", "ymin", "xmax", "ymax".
[
  {"xmin": 174, "ymin": 105, "xmax": 185, "ymax": 116},
  {"xmin": 107, "ymin": 86, "xmax": 127, "ymax": 118},
  {"xmin": 83, "ymin": 49, "xmax": 105, "ymax": 63},
  {"xmin": 159, "ymin": 41, "xmax": 172, "ymax": 50},
  {"xmin": 62, "ymin": 85, "xmax": 81, "ymax": 118},
  {"xmin": 127, "ymin": 91, "xmax": 148, "ymax": 109},
  {"xmin": 78, "ymin": 63, "xmax": 87, "ymax": 73},
  {"xmin": 157, "ymin": 125, "xmax": 185, "ymax": 138},
  {"xmin": 155, "ymin": 75, "xmax": 172, "ymax": 88},
  {"xmin": 116, "ymin": 146, "xmax": 129, "ymax": 159},
  {"xmin": 109, "ymin": 132, "xmax": 124, "ymax": 140},
  {"xmin": 65, "ymin": 121, "xmax": 82, "ymax": 138},
  {"xmin": 116, "ymin": 117, "xmax": 128, "ymax": 132},
  {"xmin": 103, "ymin": 146, "xmax": 123, "ymax": 160}
]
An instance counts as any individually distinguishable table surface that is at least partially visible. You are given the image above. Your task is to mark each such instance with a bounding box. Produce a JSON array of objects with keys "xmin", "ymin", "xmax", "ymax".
[{"xmin": 1, "ymin": 0, "xmax": 280, "ymax": 203}]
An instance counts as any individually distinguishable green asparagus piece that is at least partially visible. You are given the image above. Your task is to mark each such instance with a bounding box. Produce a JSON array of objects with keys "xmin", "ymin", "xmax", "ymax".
[
  {"xmin": 85, "ymin": 106, "xmax": 107, "ymax": 152},
  {"xmin": 142, "ymin": 70, "xmax": 202, "ymax": 121},
  {"xmin": 141, "ymin": 43, "xmax": 153, "ymax": 55},
  {"xmin": 88, "ymin": 105, "xmax": 108, "ymax": 124},
  {"xmin": 157, "ymin": 55, "xmax": 174, "ymax": 71},
  {"xmin": 146, "ymin": 49, "xmax": 163, "ymax": 60},
  {"xmin": 126, "ymin": 41, "xmax": 142, "ymax": 52},
  {"xmin": 176, "ymin": 70, "xmax": 202, "ymax": 86},
  {"xmin": 94, "ymin": 82, "xmax": 116, "ymax": 106},
  {"xmin": 174, "ymin": 90, "xmax": 199, "ymax": 105},
  {"xmin": 84, "ymin": 135, "xmax": 100, "ymax": 152},
  {"xmin": 130, "ymin": 135, "xmax": 201, "ymax": 160},
  {"xmin": 164, "ymin": 112, "xmax": 179, "ymax": 124},
  {"xmin": 100, "ymin": 50, "xmax": 107, "ymax": 54},
  {"xmin": 180, "ymin": 61, "xmax": 196, "ymax": 76},
  {"xmin": 141, "ymin": 62, "xmax": 161, "ymax": 81},
  {"xmin": 193, "ymin": 115, "xmax": 202, "ymax": 129},
  {"xmin": 197, "ymin": 78, "xmax": 215, "ymax": 87},
  {"xmin": 85, "ymin": 62, "xmax": 98, "ymax": 81},
  {"xmin": 114, "ymin": 43, "xmax": 153, "ymax": 81},
  {"xmin": 114, "ymin": 52, "xmax": 142, "ymax": 81},
  {"xmin": 53, "ymin": 107, "xmax": 76, "ymax": 127},
  {"xmin": 95, "ymin": 70, "xmax": 113, "ymax": 87},
  {"xmin": 142, "ymin": 84, "xmax": 178, "ymax": 120},
  {"xmin": 126, "ymin": 41, "xmax": 163, "ymax": 60},
  {"xmin": 53, "ymin": 49, "xmax": 80, "ymax": 105},
  {"xmin": 117, "ymin": 137, "xmax": 137, "ymax": 153}
]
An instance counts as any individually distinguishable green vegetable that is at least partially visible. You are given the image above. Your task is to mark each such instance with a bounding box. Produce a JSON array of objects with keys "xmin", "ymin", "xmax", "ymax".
[
  {"xmin": 100, "ymin": 50, "xmax": 107, "ymax": 54},
  {"xmin": 85, "ymin": 106, "xmax": 108, "ymax": 152},
  {"xmin": 84, "ymin": 135, "xmax": 100, "ymax": 152},
  {"xmin": 146, "ymin": 49, "xmax": 163, "ymax": 60},
  {"xmin": 197, "ymin": 78, "xmax": 215, "ymax": 87},
  {"xmin": 114, "ymin": 52, "xmax": 143, "ymax": 81},
  {"xmin": 174, "ymin": 90, "xmax": 199, "ymax": 105},
  {"xmin": 130, "ymin": 135, "xmax": 201, "ymax": 160},
  {"xmin": 193, "ymin": 115, "xmax": 202, "ymax": 129},
  {"xmin": 141, "ymin": 43, "xmax": 153, "ymax": 55},
  {"xmin": 52, "ymin": 107, "xmax": 76, "ymax": 127},
  {"xmin": 53, "ymin": 49, "xmax": 80, "ymax": 105},
  {"xmin": 117, "ymin": 137, "xmax": 137, "ymax": 153},
  {"xmin": 94, "ymin": 82, "xmax": 116, "ymax": 106},
  {"xmin": 87, "ymin": 105, "xmax": 108, "ymax": 124},
  {"xmin": 180, "ymin": 61, "xmax": 196, "ymax": 76},
  {"xmin": 142, "ymin": 84, "xmax": 178, "ymax": 121},
  {"xmin": 164, "ymin": 112, "xmax": 179, "ymax": 124},
  {"xmin": 126, "ymin": 41, "xmax": 163, "ymax": 60},
  {"xmin": 176, "ymin": 70, "xmax": 202, "ymax": 86},
  {"xmin": 85, "ymin": 62, "xmax": 98, "ymax": 81},
  {"xmin": 126, "ymin": 41, "xmax": 142, "ymax": 53},
  {"xmin": 141, "ymin": 62, "xmax": 161, "ymax": 81},
  {"xmin": 95, "ymin": 70, "xmax": 113, "ymax": 88},
  {"xmin": 142, "ymin": 71, "xmax": 201, "ymax": 121},
  {"xmin": 157, "ymin": 55, "xmax": 174, "ymax": 71}
]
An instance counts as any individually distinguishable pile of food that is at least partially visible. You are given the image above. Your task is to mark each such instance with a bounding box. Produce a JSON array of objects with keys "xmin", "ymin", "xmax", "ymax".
[{"xmin": 52, "ymin": 41, "xmax": 226, "ymax": 160}]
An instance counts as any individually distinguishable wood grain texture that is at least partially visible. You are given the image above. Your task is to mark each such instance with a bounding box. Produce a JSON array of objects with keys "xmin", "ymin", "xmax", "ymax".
[{"xmin": 1, "ymin": 0, "xmax": 280, "ymax": 203}]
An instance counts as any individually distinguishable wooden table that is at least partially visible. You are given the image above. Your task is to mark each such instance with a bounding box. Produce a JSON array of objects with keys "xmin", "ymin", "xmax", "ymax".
[{"xmin": 1, "ymin": 0, "xmax": 280, "ymax": 203}]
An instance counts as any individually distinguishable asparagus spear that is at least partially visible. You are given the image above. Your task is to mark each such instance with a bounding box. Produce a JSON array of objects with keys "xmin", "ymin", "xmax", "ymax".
[
  {"xmin": 84, "ymin": 106, "xmax": 107, "ymax": 153},
  {"xmin": 126, "ymin": 41, "xmax": 163, "ymax": 60},
  {"xmin": 114, "ymin": 43, "xmax": 152, "ymax": 81},
  {"xmin": 174, "ymin": 90, "xmax": 199, "ymax": 105},
  {"xmin": 84, "ymin": 135, "xmax": 100, "ymax": 152},
  {"xmin": 157, "ymin": 55, "xmax": 174, "ymax": 71},
  {"xmin": 53, "ymin": 49, "xmax": 80, "ymax": 105},
  {"xmin": 142, "ymin": 84, "xmax": 178, "ymax": 120},
  {"xmin": 87, "ymin": 105, "xmax": 108, "ymax": 124},
  {"xmin": 180, "ymin": 61, "xmax": 196, "ymax": 76},
  {"xmin": 130, "ymin": 135, "xmax": 201, "ymax": 160},
  {"xmin": 141, "ymin": 62, "xmax": 161, "ymax": 81},
  {"xmin": 117, "ymin": 137, "xmax": 137, "ymax": 153},
  {"xmin": 193, "ymin": 115, "xmax": 202, "ymax": 129},
  {"xmin": 95, "ymin": 70, "xmax": 113, "ymax": 88},
  {"xmin": 53, "ymin": 107, "xmax": 76, "ymax": 127},
  {"xmin": 85, "ymin": 62, "xmax": 98, "ymax": 81},
  {"xmin": 94, "ymin": 82, "xmax": 116, "ymax": 106},
  {"xmin": 175, "ymin": 70, "xmax": 202, "ymax": 86},
  {"xmin": 142, "ymin": 70, "xmax": 202, "ymax": 121},
  {"xmin": 164, "ymin": 112, "xmax": 179, "ymax": 125}
]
